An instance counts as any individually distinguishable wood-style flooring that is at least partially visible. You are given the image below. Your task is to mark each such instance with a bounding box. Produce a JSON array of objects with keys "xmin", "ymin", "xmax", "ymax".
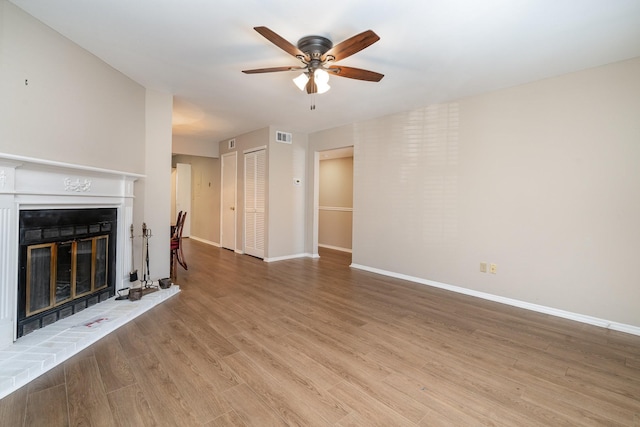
[{"xmin": 1, "ymin": 238, "xmax": 639, "ymax": 426}]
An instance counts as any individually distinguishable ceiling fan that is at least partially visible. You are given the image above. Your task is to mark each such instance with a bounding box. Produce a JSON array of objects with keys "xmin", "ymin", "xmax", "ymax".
[{"xmin": 242, "ymin": 26, "xmax": 384, "ymax": 95}]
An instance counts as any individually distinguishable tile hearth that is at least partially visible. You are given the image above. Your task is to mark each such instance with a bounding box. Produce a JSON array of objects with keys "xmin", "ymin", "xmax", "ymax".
[{"xmin": 0, "ymin": 284, "xmax": 179, "ymax": 400}]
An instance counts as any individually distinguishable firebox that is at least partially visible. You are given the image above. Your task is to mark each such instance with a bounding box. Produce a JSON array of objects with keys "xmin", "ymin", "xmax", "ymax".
[{"xmin": 17, "ymin": 208, "xmax": 117, "ymax": 337}]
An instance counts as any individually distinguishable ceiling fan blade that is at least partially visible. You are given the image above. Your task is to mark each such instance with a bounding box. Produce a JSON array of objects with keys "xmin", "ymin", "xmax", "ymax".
[
  {"xmin": 254, "ymin": 26, "xmax": 308, "ymax": 60},
  {"xmin": 242, "ymin": 66, "xmax": 305, "ymax": 74},
  {"xmin": 323, "ymin": 30, "xmax": 380, "ymax": 62},
  {"xmin": 327, "ymin": 66, "xmax": 384, "ymax": 82},
  {"xmin": 306, "ymin": 72, "xmax": 317, "ymax": 94}
]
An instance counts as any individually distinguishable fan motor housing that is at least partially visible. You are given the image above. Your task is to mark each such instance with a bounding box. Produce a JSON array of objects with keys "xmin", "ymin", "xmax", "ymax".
[{"xmin": 297, "ymin": 35, "xmax": 333, "ymax": 59}]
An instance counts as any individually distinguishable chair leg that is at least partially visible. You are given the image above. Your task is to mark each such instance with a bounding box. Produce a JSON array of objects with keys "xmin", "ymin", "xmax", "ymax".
[
  {"xmin": 177, "ymin": 244, "xmax": 188, "ymax": 270},
  {"xmin": 170, "ymin": 250, "xmax": 176, "ymax": 281}
]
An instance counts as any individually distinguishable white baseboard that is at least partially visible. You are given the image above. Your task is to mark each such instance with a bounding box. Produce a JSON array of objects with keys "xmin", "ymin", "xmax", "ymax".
[
  {"xmin": 265, "ymin": 253, "xmax": 310, "ymax": 263},
  {"xmin": 188, "ymin": 236, "xmax": 220, "ymax": 247},
  {"xmin": 318, "ymin": 244, "xmax": 352, "ymax": 253},
  {"xmin": 350, "ymin": 263, "xmax": 640, "ymax": 337},
  {"xmin": 0, "ymin": 320, "xmax": 14, "ymax": 350}
]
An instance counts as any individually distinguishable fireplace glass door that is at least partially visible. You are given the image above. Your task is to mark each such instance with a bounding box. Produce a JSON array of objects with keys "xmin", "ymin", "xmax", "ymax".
[{"xmin": 25, "ymin": 236, "xmax": 109, "ymax": 317}]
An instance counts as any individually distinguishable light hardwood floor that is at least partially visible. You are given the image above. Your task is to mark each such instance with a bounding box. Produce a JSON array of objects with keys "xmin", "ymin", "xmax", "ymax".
[{"xmin": 1, "ymin": 239, "xmax": 639, "ymax": 426}]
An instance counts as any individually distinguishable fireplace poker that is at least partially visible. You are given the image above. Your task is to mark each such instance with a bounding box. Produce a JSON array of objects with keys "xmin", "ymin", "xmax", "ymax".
[
  {"xmin": 141, "ymin": 222, "xmax": 156, "ymax": 289},
  {"xmin": 129, "ymin": 224, "xmax": 138, "ymax": 282}
]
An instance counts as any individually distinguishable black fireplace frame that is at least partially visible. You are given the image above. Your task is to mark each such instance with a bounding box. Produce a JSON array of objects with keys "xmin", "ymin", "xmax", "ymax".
[{"xmin": 17, "ymin": 208, "xmax": 118, "ymax": 337}]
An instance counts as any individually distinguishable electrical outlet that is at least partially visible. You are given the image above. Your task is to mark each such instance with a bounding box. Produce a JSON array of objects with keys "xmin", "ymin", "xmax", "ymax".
[
  {"xmin": 480, "ymin": 262, "xmax": 487, "ymax": 273},
  {"xmin": 490, "ymin": 263, "xmax": 497, "ymax": 274}
]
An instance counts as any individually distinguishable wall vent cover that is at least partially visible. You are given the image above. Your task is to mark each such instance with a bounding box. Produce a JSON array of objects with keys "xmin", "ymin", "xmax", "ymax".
[
  {"xmin": 228, "ymin": 139, "xmax": 236, "ymax": 149},
  {"xmin": 276, "ymin": 131, "xmax": 292, "ymax": 144}
]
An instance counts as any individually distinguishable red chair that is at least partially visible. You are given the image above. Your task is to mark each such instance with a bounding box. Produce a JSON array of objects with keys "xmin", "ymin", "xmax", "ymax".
[{"xmin": 170, "ymin": 211, "xmax": 188, "ymax": 280}]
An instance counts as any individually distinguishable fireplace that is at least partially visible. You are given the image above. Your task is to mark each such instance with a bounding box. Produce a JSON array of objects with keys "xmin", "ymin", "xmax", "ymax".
[
  {"xmin": 0, "ymin": 153, "xmax": 140, "ymax": 348},
  {"xmin": 17, "ymin": 208, "xmax": 118, "ymax": 337}
]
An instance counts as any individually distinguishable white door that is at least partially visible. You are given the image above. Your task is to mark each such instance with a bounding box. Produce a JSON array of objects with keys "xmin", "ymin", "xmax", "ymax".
[
  {"xmin": 221, "ymin": 152, "xmax": 237, "ymax": 251},
  {"xmin": 175, "ymin": 163, "xmax": 191, "ymax": 237},
  {"xmin": 244, "ymin": 149, "xmax": 265, "ymax": 258},
  {"xmin": 171, "ymin": 168, "xmax": 177, "ymax": 221}
]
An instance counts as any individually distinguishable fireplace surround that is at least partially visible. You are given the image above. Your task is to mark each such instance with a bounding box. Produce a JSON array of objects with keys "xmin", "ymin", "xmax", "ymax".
[
  {"xmin": 0, "ymin": 153, "xmax": 141, "ymax": 348},
  {"xmin": 17, "ymin": 208, "xmax": 118, "ymax": 337}
]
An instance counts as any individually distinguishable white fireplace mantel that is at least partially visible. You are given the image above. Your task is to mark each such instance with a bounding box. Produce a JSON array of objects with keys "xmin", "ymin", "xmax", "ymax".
[{"xmin": 0, "ymin": 153, "xmax": 143, "ymax": 348}]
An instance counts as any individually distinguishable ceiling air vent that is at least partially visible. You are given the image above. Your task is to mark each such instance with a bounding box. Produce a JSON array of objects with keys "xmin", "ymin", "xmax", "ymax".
[
  {"xmin": 275, "ymin": 131, "xmax": 292, "ymax": 144},
  {"xmin": 228, "ymin": 139, "xmax": 236, "ymax": 149}
]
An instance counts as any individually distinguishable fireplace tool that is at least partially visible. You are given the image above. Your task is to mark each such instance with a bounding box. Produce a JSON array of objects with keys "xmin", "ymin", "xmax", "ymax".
[
  {"xmin": 128, "ymin": 223, "xmax": 150, "ymax": 301},
  {"xmin": 129, "ymin": 222, "xmax": 151, "ymax": 301},
  {"xmin": 117, "ymin": 223, "xmax": 140, "ymax": 300},
  {"xmin": 129, "ymin": 224, "xmax": 138, "ymax": 282},
  {"xmin": 141, "ymin": 222, "xmax": 156, "ymax": 289}
]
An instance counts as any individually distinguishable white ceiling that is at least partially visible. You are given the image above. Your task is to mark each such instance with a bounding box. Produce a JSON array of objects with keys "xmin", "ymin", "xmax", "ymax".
[{"xmin": 11, "ymin": 0, "xmax": 640, "ymax": 145}]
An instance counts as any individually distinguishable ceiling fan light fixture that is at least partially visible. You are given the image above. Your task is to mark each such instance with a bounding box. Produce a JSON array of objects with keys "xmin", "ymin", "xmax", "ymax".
[
  {"xmin": 314, "ymin": 69, "xmax": 330, "ymax": 94},
  {"xmin": 293, "ymin": 73, "xmax": 309, "ymax": 91}
]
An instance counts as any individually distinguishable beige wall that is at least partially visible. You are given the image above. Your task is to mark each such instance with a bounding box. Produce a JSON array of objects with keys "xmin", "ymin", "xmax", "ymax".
[
  {"xmin": 319, "ymin": 157, "xmax": 353, "ymax": 251},
  {"xmin": 172, "ymin": 135, "xmax": 219, "ymax": 158},
  {"xmin": 142, "ymin": 90, "xmax": 173, "ymax": 279},
  {"xmin": 267, "ymin": 126, "xmax": 308, "ymax": 259},
  {"xmin": 0, "ymin": 0, "xmax": 145, "ymax": 174},
  {"xmin": 309, "ymin": 57, "xmax": 640, "ymax": 328},
  {"xmin": 1, "ymin": 0, "xmax": 172, "ymax": 281},
  {"xmin": 172, "ymin": 154, "xmax": 221, "ymax": 245}
]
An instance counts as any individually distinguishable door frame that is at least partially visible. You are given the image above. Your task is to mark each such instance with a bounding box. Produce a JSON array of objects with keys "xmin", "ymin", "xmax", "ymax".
[{"xmin": 220, "ymin": 151, "xmax": 237, "ymax": 251}]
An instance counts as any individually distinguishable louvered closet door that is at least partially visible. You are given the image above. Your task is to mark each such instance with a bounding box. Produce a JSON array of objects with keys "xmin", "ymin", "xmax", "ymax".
[{"xmin": 244, "ymin": 149, "xmax": 265, "ymax": 258}]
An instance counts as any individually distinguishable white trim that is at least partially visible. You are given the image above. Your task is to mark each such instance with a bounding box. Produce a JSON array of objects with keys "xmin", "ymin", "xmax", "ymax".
[
  {"xmin": 312, "ymin": 151, "xmax": 320, "ymax": 259},
  {"xmin": 318, "ymin": 244, "xmax": 352, "ymax": 253},
  {"xmin": 243, "ymin": 145, "xmax": 267, "ymax": 155},
  {"xmin": 0, "ymin": 152, "xmax": 144, "ymax": 179},
  {"xmin": 318, "ymin": 206, "xmax": 353, "ymax": 212},
  {"xmin": 350, "ymin": 263, "xmax": 640, "ymax": 337},
  {"xmin": 188, "ymin": 236, "xmax": 219, "ymax": 247},
  {"xmin": 264, "ymin": 253, "xmax": 310, "ymax": 262}
]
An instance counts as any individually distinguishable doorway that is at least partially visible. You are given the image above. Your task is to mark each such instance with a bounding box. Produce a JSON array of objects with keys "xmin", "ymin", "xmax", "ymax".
[
  {"xmin": 315, "ymin": 146, "xmax": 354, "ymax": 256},
  {"xmin": 174, "ymin": 163, "xmax": 192, "ymax": 237},
  {"xmin": 221, "ymin": 152, "xmax": 237, "ymax": 251}
]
